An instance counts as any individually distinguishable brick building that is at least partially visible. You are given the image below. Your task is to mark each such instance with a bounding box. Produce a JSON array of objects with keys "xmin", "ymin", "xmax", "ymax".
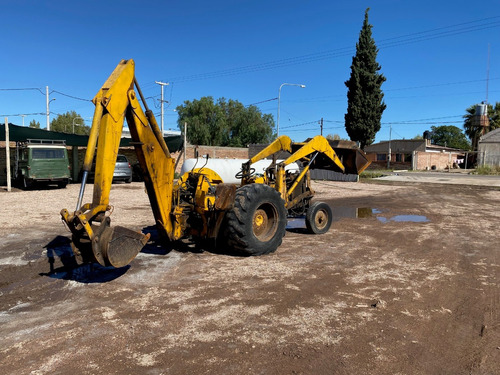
[{"xmin": 364, "ymin": 138, "xmax": 466, "ymax": 170}]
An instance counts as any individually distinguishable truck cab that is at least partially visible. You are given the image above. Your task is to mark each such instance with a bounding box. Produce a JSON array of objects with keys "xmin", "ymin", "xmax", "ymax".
[{"xmin": 15, "ymin": 139, "xmax": 71, "ymax": 188}]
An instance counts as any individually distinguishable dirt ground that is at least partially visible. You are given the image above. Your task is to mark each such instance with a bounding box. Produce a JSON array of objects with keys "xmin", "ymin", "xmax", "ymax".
[{"xmin": 0, "ymin": 179, "xmax": 499, "ymax": 375}]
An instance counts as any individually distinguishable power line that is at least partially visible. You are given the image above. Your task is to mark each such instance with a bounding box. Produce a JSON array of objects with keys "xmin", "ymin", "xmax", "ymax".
[
  {"xmin": 0, "ymin": 87, "xmax": 45, "ymax": 95},
  {"xmin": 165, "ymin": 16, "xmax": 500, "ymax": 83},
  {"xmin": 0, "ymin": 111, "xmax": 45, "ymax": 117},
  {"xmin": 246, "ymin": 97, "xmax": 278, "ymax": 106},
  {"xmin": 280, "ymin": 120, "xmax": 321, "ymax": 130},
  {"xmin": 51, "ymin": 90, "xmax": 90, "ymax": 102},
  {"xmin": 278, "ymin": 114, "xmax": 467, "ymax": 133},
  {"xmin": 382, "ymin": 115, "xmax": 463, "ymax": 124}
]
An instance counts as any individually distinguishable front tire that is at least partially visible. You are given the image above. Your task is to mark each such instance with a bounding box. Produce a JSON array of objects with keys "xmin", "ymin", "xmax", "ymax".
[
  {"xmin": 224, "ymin": 184, "xmax": 287, "ymax": 256},
  {"xmin": 305, "ymin": 202, "xmax": 332, "ymax": 234},
  {"xmin": 23, "ymin": 177, "xmax": 34, "ymax": 190}
]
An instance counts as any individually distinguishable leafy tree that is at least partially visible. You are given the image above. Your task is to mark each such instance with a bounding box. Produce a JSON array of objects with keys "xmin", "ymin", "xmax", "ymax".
[
  {"xmin": 219, "ymin": 99, "xmax": 274, "ymax": 147},
  {"xmin": 463, "ymin": 102, "xmax": 500, "ymax": 150},
  {"xmin": 176, "ymin": 97, "xmax": 226, "ymax": 146},
  {"xmin": 325, "ymin": 134, "xmax": 350, "ymax": 141},
  {"xmin": 29, "ymin": 120, "xmax": 40, "ymax": 129},
  {"xmin": 50, "ymin": 111, "xmax": 90, "ymax": 135},
  {"xmin": 344, "ymin": 8, "xmax": 386, "ymax": 148},
  {"xmin": 430, "ymin": 125, "xmax": 471, "ymax": 150},
  {"xmin": 326, "ymin": 134, "xmax": 341, "ymax": 141},
  {"xmin": 176, "ymin": 97, "xmax": 274, "ymax": 146}
]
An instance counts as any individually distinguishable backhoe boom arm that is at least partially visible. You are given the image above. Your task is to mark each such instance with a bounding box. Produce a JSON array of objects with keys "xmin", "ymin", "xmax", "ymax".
[{"xmin": 61, "ymin": 59, "xmax": 176, "ymax": 268}]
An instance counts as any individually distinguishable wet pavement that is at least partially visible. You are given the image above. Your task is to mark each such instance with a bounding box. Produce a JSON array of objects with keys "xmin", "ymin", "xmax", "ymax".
[{"xmin": 376, "ymin": 171, "xmax": 500, "ymax": 187}]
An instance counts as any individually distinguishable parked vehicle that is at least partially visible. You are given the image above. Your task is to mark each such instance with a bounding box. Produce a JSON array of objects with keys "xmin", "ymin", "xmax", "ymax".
[
  {"xmin": 113, "ymin": 154, "xmax": 133, "ymax": 183},
  {"xmin": 88, "ymin": 154, "xmax": 133, "ymax": 183},
  {"xmin": 14, "ymin": 139, "xmax": 71, "ymax": 188}
]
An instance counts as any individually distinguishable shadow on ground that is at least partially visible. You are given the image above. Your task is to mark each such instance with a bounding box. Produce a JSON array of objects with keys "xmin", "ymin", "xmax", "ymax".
[{"xmin": 40, "ymin": 236, "xmax": 130, "ymax": 283}]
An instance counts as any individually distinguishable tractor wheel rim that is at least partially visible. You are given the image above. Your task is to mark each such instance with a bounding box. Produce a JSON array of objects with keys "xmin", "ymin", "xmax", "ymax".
[
  {"xmin": 253, "ymin": 204, "xmax": 278, "ymax": 242},
  {"xmin": 315, "ymin": 210, "xmax": 328, "ymax": 230}
]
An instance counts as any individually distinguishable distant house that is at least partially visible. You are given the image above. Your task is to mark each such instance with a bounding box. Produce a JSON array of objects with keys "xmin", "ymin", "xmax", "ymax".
[
  {"xmin": 364, "ymin": 138, "xmax": 467, "ymax": 170},
  {"xmin": 478, "ymin": 128, "xmax": 500, "ymax": 167}
]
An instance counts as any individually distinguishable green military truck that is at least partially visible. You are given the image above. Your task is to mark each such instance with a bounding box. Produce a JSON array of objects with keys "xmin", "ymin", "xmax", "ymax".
[{"xmin": 14, "ymin": 139, "xmax": 71, "ymax": 188}]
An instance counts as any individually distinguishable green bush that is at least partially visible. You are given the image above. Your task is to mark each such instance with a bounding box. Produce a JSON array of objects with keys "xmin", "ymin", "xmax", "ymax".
[
  {"xmin": 360, "ymin": 171, "xmax": 385, "ymax": 179},
  {"xmin": 475, "ymin": 165, "xmax": 500, "ymax": 175}
]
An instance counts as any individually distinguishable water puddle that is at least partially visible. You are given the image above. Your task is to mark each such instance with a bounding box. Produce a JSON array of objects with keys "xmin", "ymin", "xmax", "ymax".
[
  {"xmin": 286, "ymin": 207, "xmax": 430, "ymax": 228},
  {"xmin": 377, "ymin": 215, "xmax": 430, "ymax": 223},
  {"xmin": 286, "ymin": 207, "xmax": 377, "ymax": 229},
  {"xmin": 286, "ymin": 218, "xmax": 306, "ymax": 229},
  {"xmin": 332, "ymin": 206, "xmax": 377, "ymax": 220}
]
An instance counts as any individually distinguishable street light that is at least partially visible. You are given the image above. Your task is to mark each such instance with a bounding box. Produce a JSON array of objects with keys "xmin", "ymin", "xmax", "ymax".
[
  {"xmin": 277, "ymin": 83, "xmax": 306, "ymax": 138},
  {"xmin": 73, "ymin": 116, "xmax": 84, "ymax": 134}
]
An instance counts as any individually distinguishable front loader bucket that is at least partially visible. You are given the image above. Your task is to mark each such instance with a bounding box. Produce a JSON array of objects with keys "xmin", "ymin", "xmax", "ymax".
[{"xmin": 91, "ymin": 224, "xmax": 150, "ymax": 268}]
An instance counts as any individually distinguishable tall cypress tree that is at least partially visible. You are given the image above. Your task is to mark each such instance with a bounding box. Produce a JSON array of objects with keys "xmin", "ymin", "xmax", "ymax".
[{"xmin": 344, "ymin": 8, "xmax": 386, "ymax": 148}]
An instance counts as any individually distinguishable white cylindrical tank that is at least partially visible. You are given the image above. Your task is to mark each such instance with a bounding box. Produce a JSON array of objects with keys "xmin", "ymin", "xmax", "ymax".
[{"xmin": 180, "ymin": 158, "xmax": 300, "ymax": 184}]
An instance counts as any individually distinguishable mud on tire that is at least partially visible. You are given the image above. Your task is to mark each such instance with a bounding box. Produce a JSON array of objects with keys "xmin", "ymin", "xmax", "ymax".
[{"xmin": 224, "ymin": 184, "xmax": 287, "ymax": 256}]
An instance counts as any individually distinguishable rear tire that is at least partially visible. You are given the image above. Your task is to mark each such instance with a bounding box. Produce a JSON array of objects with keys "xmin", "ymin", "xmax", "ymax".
[
  {"xmin": 305, "ymin": 202, "xmax": 332, "ymax": 234},
  {"xmin": 224, "ymin": 184, "xmax": 287, "ymax": 256},
  {"xmin": 125, "ymin": 176, "xmax": 132, "ymax": 183}
]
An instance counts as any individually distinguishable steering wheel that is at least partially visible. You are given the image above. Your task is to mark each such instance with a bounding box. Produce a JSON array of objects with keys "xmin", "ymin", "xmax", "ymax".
[{"xmin": 235, "ymin": 167, "xmax": 256, "ymax": 179}]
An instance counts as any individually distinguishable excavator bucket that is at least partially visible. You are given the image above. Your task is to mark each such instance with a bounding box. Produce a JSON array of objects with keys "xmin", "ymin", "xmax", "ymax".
[{"xmin": 91, "ymin": 223, "xmax": 150, "ymax": 268}]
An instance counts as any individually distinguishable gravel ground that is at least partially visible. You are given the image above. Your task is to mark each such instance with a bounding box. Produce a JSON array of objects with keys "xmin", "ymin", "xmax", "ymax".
[{"xmin": 0, "ymin": 179, "xmax": 499, "ymax": 374}]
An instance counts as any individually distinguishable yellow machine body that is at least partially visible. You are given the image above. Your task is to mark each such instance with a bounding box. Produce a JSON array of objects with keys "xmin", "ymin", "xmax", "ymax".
[{"xmin": 61, "ymin": 60, "xmax": 361, "ymax": 268}]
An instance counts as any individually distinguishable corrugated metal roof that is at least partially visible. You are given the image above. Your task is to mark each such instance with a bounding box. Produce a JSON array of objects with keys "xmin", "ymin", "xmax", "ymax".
[{"xmin": 479, "ymin": 128, "xmax": 500, "ymax": 143}]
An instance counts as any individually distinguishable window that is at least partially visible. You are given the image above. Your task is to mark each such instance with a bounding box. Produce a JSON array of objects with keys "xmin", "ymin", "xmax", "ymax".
[
  {"xmin": 376, "ymin": 153, "xmax": 386, "ymax": 161},
  {"xmin": 31, "ymin": 148, "xmax": 65, "ymax": 159}
]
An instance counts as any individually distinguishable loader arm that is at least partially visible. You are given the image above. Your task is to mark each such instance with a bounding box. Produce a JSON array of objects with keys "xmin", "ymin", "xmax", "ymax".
[
  {"xmin": 60, "ymin": 59, "xmax": 175, "ymax": 268},
  {"xmin": 238, "ymin": 134, "xmax": 346, "ymax": 211},
  {"xmin": 275, "ymin": 135, "xmax": 345, "ymax": 203}
]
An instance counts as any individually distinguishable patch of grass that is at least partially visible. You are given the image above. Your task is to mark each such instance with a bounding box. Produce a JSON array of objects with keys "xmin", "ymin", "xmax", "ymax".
[
  {"xmin": 360, "ymin": 170, "xmax": 386, "ymax": 179},
  {"xmin": 475, "ymin": 165, "xmax": 500, "ymax": 175}
]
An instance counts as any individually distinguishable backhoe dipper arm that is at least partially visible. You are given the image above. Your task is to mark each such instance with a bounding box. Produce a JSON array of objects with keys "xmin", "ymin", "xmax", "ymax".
[{"xmin": 60, "ymin": 59, "xmax": 175, "ymax": 268}]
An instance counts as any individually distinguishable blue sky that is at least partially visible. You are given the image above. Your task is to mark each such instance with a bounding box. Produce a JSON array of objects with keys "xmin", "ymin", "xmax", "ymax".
[{"xmin": 1, "ymin": 0, "xmax": 499, "ymax": 143}]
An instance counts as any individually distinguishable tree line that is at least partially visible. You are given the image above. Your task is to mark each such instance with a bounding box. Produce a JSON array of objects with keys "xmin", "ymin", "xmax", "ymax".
[{"xmin": 175, "ymin": 97, "xmax": 274, "ymax": 147}]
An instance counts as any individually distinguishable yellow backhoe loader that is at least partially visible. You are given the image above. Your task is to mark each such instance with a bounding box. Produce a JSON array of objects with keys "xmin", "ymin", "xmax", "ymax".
[{"xmin": 60, "ymin": 59, "xmax": 369, "ymax": 268}]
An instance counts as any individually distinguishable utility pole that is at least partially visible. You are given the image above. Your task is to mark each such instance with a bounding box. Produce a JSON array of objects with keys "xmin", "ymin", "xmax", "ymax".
[
  {"xmin": 183, "ymin": 122, "xmax": 187, "ymax": 164},
  {"xmin": 155, "ymin": 81, "xmax": 169, "ymax": 135},
  {"xmin": 21, "ymin": 115, "xmax": 25, "ymax": 126},
  {"xmin": 5, "ymin": 118, "xmax": 11, "ymax": 191},
  {"xmin": 319, "ymin": 118, "xmax": 323, "ymax": 136},
  {"xmin": 46, "ymin": 86, "xmax": 50, "ymax": 131},
  {"xmin": 387, "ymin": 123, "xmax": 392, "ymax": 169}
]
